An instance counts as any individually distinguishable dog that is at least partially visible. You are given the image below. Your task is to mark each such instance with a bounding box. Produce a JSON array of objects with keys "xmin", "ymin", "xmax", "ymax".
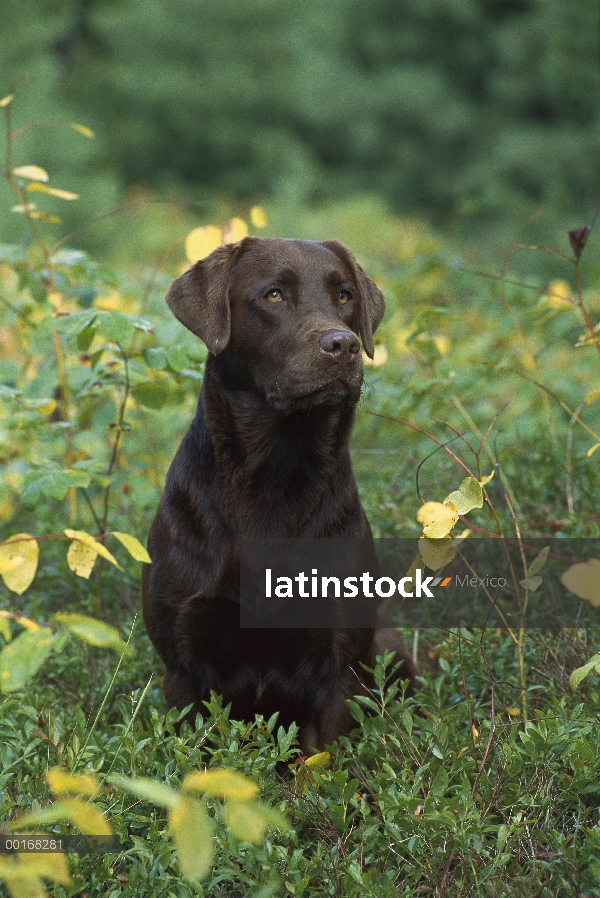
[{"xmin": 142, "ymin": 237, "xmax": 416, "ymax": 752}]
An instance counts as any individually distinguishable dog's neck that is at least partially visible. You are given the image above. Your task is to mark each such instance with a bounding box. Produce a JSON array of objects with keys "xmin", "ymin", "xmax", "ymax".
[{"xmin": 197, "ymin": 354, "xmax": 360, "ymax": 535}]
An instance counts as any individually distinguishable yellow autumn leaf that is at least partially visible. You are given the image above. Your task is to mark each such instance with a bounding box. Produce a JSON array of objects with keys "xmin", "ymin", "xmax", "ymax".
[
  {"xmin": 222, "ymin": 217, "xmax": 249, "ymax": 244},
  {"xmin": 443, "ymin": 476, "xmax": 483, "ymax": 515},
  {"xmin": 587, "ymin": 443, "xmax": 600, "ymax": 458},
  {"xmin": 0, "ymin": 610, "xmax": 40, "ymax": 632},
  {"xmin": 30, "ymin": 211, "xmax": 62, "ymax": 223},
  {"xmin": 184, "ymin": 768, "xmax": 260, "ymax": 801},
  {"xmin": 303, "ymin": 751, "xmax": 331, "ymax": 771},
  {"xmin": 70, "ymin": 123, "xmax": 95, "ymax": 138},
  {"xmin": 12, "ymin": 202, "xmax": 37, "ymax": 213},
  {"xmin": 546, "ymin": 279, "xmax": 573, "ymax": 308},
  {"xmin": 67, "ymin": 539, "xmax": 98, "ymax": 579},
  {"xmin": 561, "ymin": 559, "xmax": 600, "ymax": 607},
  {"xmin": 0, "ymin": 555, "xmax": 24, "ymax": 575},
  {"xmin": 14, "ymin": 798, "xmax": 112, "ymax": 836},
  {"xmin": 12, "ymin": 165, "xmax": 49, "ymax": 182},
  {"xmin": 47, "ymin": 768, "xmax": 100, "ymax": 797},
  {"xmin": 185, "ymin": 225, "xmax": 222, "ymax": 263},
  {"xmin": 111, "ymin": 532, "xmax": 151, "ymax": 563},
  {"xmin": 291, "ymin": 751, "xmax": 331, "ymax": 794},
  {"xmin": 416, "ymin": 502, "xmax": 459, "ymax": 538},
  {"xmin": 479, "ymin": 471, "xmax": 494, "ymax": 486},
  {"xmin": 0, "ymin": 94, "xmax": 14, "ymax": 107},
  {"xmin": 585, "ymin": 387, "xmax": 600, "ymax": 405},
  {"xmin": 418, "ymin": 536, "xmax": 456, "ymax": 572},
  {"xmin": 250, "ymin": 205, "xmax": 267, "ymax": 228},
  {"xmin": 0, "ymin": 534, "xmax": 39, "ymax": 595},
  {"xmin": 26, "ymin": 183, "xmax": 79, "ymax": 200},
  {"xmin": 64, "ymin": 530, "xmax": 122, "ymax": 570},
  {"xmin": 0, "ymin": 852, "xmax": 71, "ymax": 888},
  {"xmin": 363, "ymin": 343, "xmax": 388, "ymax": 367}
]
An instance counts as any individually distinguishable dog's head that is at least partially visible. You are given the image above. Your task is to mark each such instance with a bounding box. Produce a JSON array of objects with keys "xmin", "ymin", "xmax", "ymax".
[{"xmin": 165, "ymin": 237, "xmax": 385, "ymax": 410}]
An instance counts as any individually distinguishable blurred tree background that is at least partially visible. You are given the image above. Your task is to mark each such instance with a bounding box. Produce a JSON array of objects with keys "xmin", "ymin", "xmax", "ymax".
[{"xmin": 1, "ymin": 0, "xmax": 598, "ymax": 269}]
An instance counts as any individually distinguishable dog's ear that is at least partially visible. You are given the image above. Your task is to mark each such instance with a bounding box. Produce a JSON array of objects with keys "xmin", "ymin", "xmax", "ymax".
[
  {"xmin": 321, "ymin": 240, "xmax": 385, "ymax": 359},
  {"xmin": 165, "ymin": 241, "xmax": 247, "ymax": 354}
]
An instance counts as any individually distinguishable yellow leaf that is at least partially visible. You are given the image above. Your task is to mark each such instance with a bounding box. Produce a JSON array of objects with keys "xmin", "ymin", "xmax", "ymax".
[
  {"xmin": 546, "ymin": 279, "xmax": 573, "ymax": 308},
  {"xmin": 479, "ymin": 471, "xmax": 494, "ymax": 486},
  {"xmin": 303, "ymin": 751, "xmax": 331, "ymax": 771},
  {"xmin": 222, "ymin": 217, "xmax": 249, "ymax": 244},
  {"xmin": 416, "ymin": 502, "xmax": 459, "ymax": 538},
  {"xmin": 0, "ymin": 555, "xmax": 24, "ymax": 574},
  {"xmin": 0, "ymin": 534, "xmax": 39, "ymax": 595},
  {"xmin": 443, "ymin": 476, "xmax": 483, "ymax": 515},
  {"xmin": 47, "ymin": 768, "xmax": 99, "ymax": 797},
  {"xmin": 250, "ymin": 205, "xmax": 267, "ymax": 228},
  {"xmin": 26, "ymin": 183, "xmax": 79, "ymax": 200},
  {"xmin": 561, "ymin": 559, "xmax": 600, "ymax": 606},
  {"xmin": 185, "ymin": 225, "xmax": 222, "ymax": 263},
  {"xmin": 0, "ymin": 611, "xmax": 41, "ymax": 632},
  {"xmin": 12, "ymin": 203, "xmax": 37, "ymax": 213},
  {"xmin": 0, "ymin": 94, "xmax": 14, "ymax": 107},
  {"xmin": 418, "ymin": 537, "xmax": 456, "ymax": 572},
  {"xmin": 70, "ymin": 123, "xmax": 95, "ymax": 138},
  {"xmin": 64, "ymin": 530, "xmax": 122, "ymax": 570},
  {"xmin": 11, "ymin": 797, "xmax": 112, "ymax": 836},
  {"xmin": 183, "ymin": 768, "xmax": 260, "ymax": 801},
  {"xmin": 585, "ymin": 387, "xmax": 600, "ymax": 405},
  {"xmin": 224, "ymin": 799, "xmax": 268, "ymax": 844},
  {"xmin": 506, "ymin": 707, "xmax": 521, "ymax": 717},
  {"xmin": 292, "ymin": 752, "xmax": 331, "ymax": 794},
  {"xmin": 53, "ymin": 798, "xmax": 113, "ymax": 836},
  {"xmin": 111, "ymin": 532, "xmax": 151, "ymax": 563},
  {"xmin": 169, "ymin": 795, "xmax": 213, "ymax": 880},
  {"xmin": 12, "ymin": 165, "xmax": 49, "ymax": 182},
  {"xmin": 363, "ymin": 343, "xmax": 388, "ymax": 367},
  {"xmin": 29, "ymin": 211, "xmax": 62, "ymax": 224},
  {"xmin": 0, "ymin": 853, "xmax": 71, "ymax": 890},
  {"xmin": 67, "ymin": 540, "xmax": 98, "ymax": 579},
  {"xmin": 586, "ymin": 442, "xmax": 600, "ymax": 458}
]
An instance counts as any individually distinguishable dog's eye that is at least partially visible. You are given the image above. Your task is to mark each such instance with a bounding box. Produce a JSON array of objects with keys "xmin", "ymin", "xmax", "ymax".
[
  {"xmin": 266, "ymin": 289, "xmax": 283, "ymax": 302},
  {"xmin": 338, "ymin": 291, "xmax": 351, "ymax": 304}
]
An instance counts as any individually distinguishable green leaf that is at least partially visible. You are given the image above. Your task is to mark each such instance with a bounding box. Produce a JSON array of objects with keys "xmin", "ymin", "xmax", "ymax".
[
  {"xmin": 167, "ymin": 346, "xmax": 189, "ymax": 373},
  {"xmin": 51, "ymin": 613, "xmax": 131, "ymax": 655},
  {"xmin": 169, "ymin": 795, "xmax": 214, "ymax": 880},
  {"xmin": 444, "ymin": 477, "xmax": 483, "ymax": 515},
  {"xmin": 0, "ymin": 628, "xmax": 57, "ymax": 692},
  {"xmin": 430, "ymin": 767, "xmax": 449, "ymax": 797},
  {"xmin": 132, "ymin": 382, "xmax": 173, "ymax": 410},
  {"xmin": 21, "ymin": 469, "xmax": 91, "ymax": 505},
  {"xmin": 96, "ymin": 312, "xmax": 135, "ymax": 347},
  {"xmin": 570, "ymin": 653, "xmax": 600, "ymax": 690},
  {"xmin": 519, "ymin": 575, "xmax": 542, "ymax": 591},
  {"xmin": 77, "ymin": 324, "xmax": 97, "ymax": 351},
  {"xmin": 143, "ymin": 347, "xmax": 168, "ymax": 370},
  {"xmin": 109, "ymin": 774, "xmax": 180, "ymax": 809},
  {"xmin": 528, "ymin": 546, "xmax": 550, "ymax": 577}
]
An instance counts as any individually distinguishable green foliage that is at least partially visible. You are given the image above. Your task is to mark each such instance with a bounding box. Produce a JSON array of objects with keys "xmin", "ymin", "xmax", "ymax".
[
  {"xmin": 1, "ymin": 86, "xmax": 600, "ymax": 897},
  {"xmin": 0, "ymin": 1, "xmax": 598, "ymax": 262}
]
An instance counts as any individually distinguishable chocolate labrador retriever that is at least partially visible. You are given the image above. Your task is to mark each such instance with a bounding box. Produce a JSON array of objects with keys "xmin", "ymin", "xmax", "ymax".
[{"xmin": 142, "ymin": 237, "xmax": 416, "ymax": 752}]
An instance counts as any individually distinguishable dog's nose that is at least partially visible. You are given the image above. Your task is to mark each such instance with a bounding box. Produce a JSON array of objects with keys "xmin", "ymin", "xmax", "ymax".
[{"xmin": 319, "ymin": 330, "xmax": 360, "ymax": 360}]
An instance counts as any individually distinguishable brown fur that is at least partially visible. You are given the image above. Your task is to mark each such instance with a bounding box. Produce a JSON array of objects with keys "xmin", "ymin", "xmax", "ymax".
[{"xmin": 142, "ymin": 237, "xmax": 416, "ymax": 752}]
